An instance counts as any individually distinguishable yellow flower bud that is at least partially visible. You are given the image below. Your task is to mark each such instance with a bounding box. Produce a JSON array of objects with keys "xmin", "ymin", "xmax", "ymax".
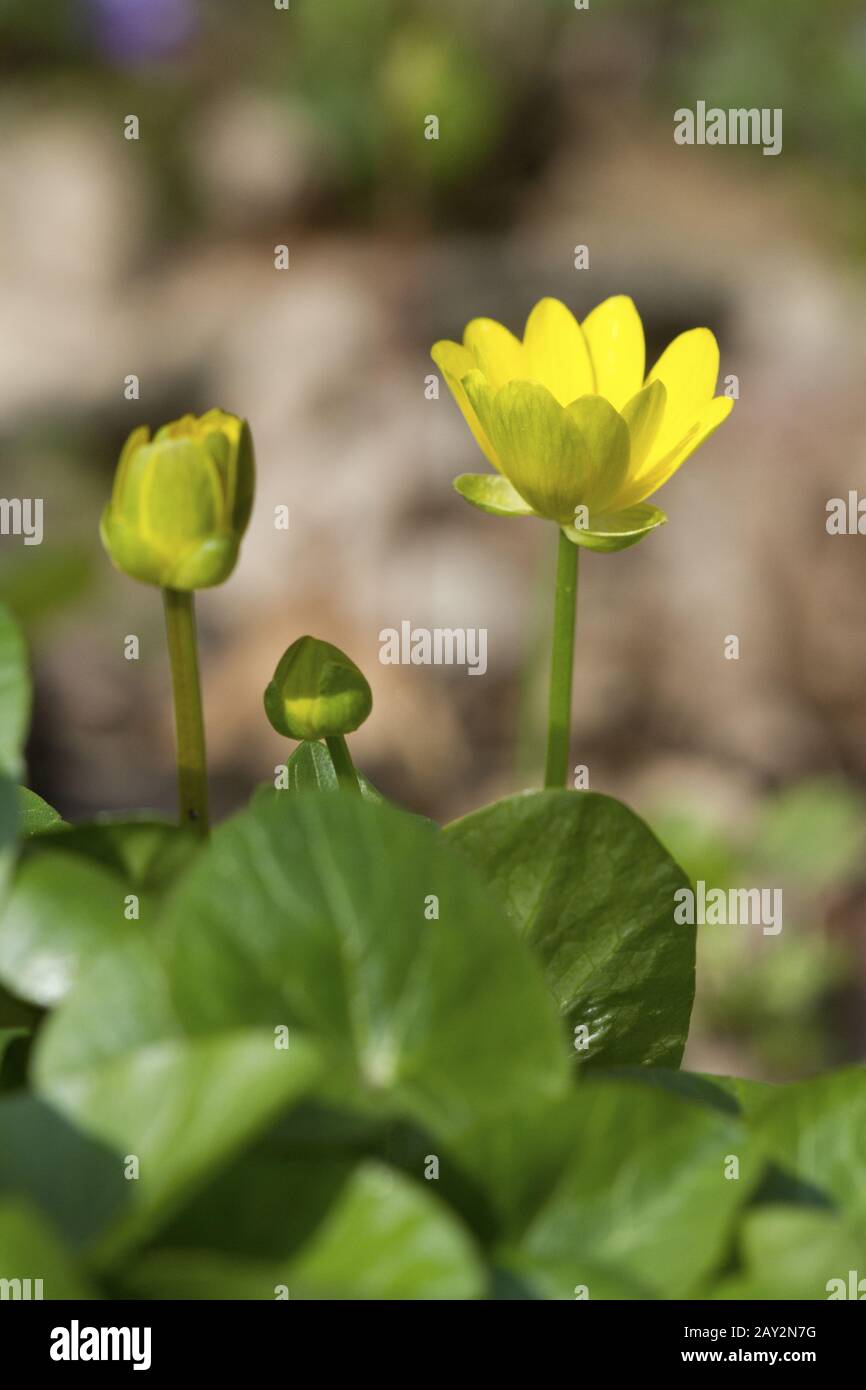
[
  {"xmin": 264, "ymin": 636, "xmax": 372, "ymax": 741},
  {"xmin": 100, "ymin": 409, "xmax": 255, "ymax": 589}
]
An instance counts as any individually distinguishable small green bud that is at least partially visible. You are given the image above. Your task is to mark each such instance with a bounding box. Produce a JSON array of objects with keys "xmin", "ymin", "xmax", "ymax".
[
  {"xmin": 100, "ymin": 408, "xmax": 255, "ymax": 589},
  {"xmin": 264, "ymin": 636, "xmax": 373, "ymax": 741}
]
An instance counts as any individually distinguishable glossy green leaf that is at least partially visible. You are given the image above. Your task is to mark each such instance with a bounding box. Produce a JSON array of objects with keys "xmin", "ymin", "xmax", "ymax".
[
  {"xmin": 35, "ymin": 937, "xmax": 323, "ymax": 1255},
  {"xmin": 154, "ymin": 794, "xmax": 569, "ymax": 1138},
  {"xmin": 120, "ymin": 1165, "xmax": 484, "ymax": 1301},
  {"xmin": 34, "ymin": 791, "xmax": 564, "ymax": 1262},
  {"xmin": 446, "ymin": 790, "xmax": 695, "ymax": 1069},
  {"xmin": 499, "ymin": 1076, "xmax": 759, "ymax": 1299},
  {"xmin": 0, "ymin": 819, "xmax": 200, "ymax": 1008}
]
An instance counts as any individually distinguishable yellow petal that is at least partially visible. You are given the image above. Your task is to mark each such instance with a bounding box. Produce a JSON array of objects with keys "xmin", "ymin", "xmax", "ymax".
[
  {"xmin": 580, "ymin": 295, "xmax": 645, "ymax": 411},
  {"xmin": 522, "ymin": 297, "xmax": 595, "ymax": 406},
  {"xmin": 463, "ymin": 317, "xmax": 526, "ymax": 388},
  {"xmin": 432, "ymin": 339, "xmax": 501, "ymax": 470},
  {"xmin": 620, "ymin": 395, "xmax": 733, "ymax": 507},
  {"xmin": 112, "ymin": 424, "xmax": 150, "ymax": 506},
  {"xmin": 463, "ymin": 374, "xmax": 590, "ymax": 525},
  {"xmin": 566, "ymin": 395, "xmax": 631, "ymax": 512},
  {"xmin": 646, "ymin": 327, "xmax": 720, "ymax": 460},
  {"xmin": 620, "ymin": 380, "xmax": 667, "ymax": 471}
]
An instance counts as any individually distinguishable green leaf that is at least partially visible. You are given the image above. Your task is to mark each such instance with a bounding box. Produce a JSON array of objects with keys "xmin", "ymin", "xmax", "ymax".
[
  {"xmin": 35, "ymin": 794, "xmax": 566, "ymax": 1264},
  {"xmin": 446, "ymin": 790, "xmax": 695, "ymax": 1069},
  {"xmin": 153, "ymin": 1149, "xmax": 358, "ymax": 1260},
  {"xmin": 278, "ymin": 1162, "xmax": 484, "ymax": 1300},
  {"xmin": 256, "ymin": 738, "xmax": 383, "ymax": 800},
  {"xmin": 33, "ymin": 816, "xmax": 201, "ymax": 887},
  {"xmin": 499, "ymin": 1076, "xmax": 759, "ymax": 1299},
  {"xmin": 0, "ymin": 819, "xmax": 200, "ymax": 1008},
  {"xmin": 155, "ymin": 794, "xmax": 569, "ymax": 1138},
  {"xmin": 0, "ymin": 1094, "xmax": 127, "ymax": 1250},
  {"xmin": 120, "ymin": 1165, "xmax": 484, "ymax": 1301},
  {"xmin": 595, "ymin": 1067, "xmax": 772, "ymax": 1118},
  {"xmin": 17, "ymin": 787, "xmax": 65, "ymax": 838},
  {"xmin": 0, "ymin": 1200, "xmax": 97, "ymax": 1299},
  {"xmin": 710, "ymin": 1205, "xmax": 866, "ymax": 1300},
  {"xmin": 749, "ymin": 1066, "xmax": 866, "ymax": 1228},
  {"xmin": 34, "ymin": 938, "xmax": 324, "ymax": 1256},
  {"xmin": 0, "ymin": 604, "xmax": 30, "ymax": 779}
]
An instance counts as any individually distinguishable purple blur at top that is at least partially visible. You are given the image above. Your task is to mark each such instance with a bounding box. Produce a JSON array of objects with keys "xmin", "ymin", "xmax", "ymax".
[{"xmin": 88, "ymin": 0, "xmax": 198, "ymax": 65}]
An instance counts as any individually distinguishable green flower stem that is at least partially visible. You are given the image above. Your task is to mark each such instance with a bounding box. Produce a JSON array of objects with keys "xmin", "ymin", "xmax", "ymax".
[
  {"xmin": 543, "ymin": 529, "xmax": 579, "ymax": 789},
  {"xmin": 326, "ymin": 735, "xmax": 361, "ymax": 796},
  {"xmin": 162, "ymin": 588, "xmax": 210, "ymax": 835}
]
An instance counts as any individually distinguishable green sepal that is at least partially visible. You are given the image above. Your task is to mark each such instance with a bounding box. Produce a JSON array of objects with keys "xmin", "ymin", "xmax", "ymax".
[{"xmin": 562, "ymin": 502, "xmax": 667, "ymax": 553}]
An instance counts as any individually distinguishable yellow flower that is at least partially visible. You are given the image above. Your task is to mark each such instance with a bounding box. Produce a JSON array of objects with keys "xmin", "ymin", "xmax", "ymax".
[
  {"xmin": 432, "ymin": 296, "xmax": 733, "ymax": 551},
  {"xmin": 100, "ymin": 408, "xmax": 255, "ymax": 588}
]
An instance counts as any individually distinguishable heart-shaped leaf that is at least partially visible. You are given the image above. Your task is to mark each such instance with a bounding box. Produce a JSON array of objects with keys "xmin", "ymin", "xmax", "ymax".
[
  {"xmin": 155, "ymin": 794, "xmax": 569, "ymax": 1137},
  {"xmin": 35, "ymin": 937, "xmax": 323, "ymax": 1255},
  {"xmin": 0, "ymin": 819, "xmax": 200, "ymax": 1008},
  {"xmin": 497, "ymin": 1075, "xmax": 758, "ymax": 1298},
  {"xmin": 447, "ymin": 790, "xmax": 694, "ymax": 1068}
]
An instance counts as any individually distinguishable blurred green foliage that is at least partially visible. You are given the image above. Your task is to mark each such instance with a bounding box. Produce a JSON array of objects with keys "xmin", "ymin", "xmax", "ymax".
[
  {"xmin": 2, "ymin": 0, "xmax": 864, "ymax": 237},
  {"xmin": 652, "ymin": 779, "xmax": 866, "ymax": 1077}
]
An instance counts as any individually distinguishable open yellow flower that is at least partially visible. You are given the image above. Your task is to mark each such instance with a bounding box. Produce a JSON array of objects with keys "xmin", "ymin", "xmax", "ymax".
[{"xmin": 432, "ymin": 295, "xmax": 733, "ymax": 551}]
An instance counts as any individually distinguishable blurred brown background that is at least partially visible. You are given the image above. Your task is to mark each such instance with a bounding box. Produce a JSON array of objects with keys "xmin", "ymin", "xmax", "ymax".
[{"xmin": 2, "ymin": 0, "xmax": 866, "ymax": 1080}]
